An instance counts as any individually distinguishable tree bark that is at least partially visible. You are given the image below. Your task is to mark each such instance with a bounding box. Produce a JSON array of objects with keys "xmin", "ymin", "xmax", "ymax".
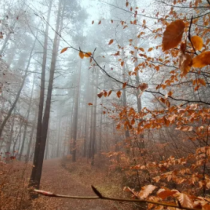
[
  {"xmin": 25, "ymin": 116, "xmax": 36, "ymax": 163},
  {"xmin": 29, "ymin": 0, "xmax": 63, "ymax": 196},
  {"xmin": 0, "ymin": 31, "xmax": 37, "ymax": 139},
  {"xmin": 72, "ymin": 59, "xmax": 82, "ymax": 162},
  {"xmin": 91, "ymin": 70, "xmax": 99, "ymax": 165},
  {"xmin": 29, "ymin": 0, "xmax": 53, "ymax": 192},
  {"xmin": 19, "ymin": 75, "xmax": 35, "ymax": 160}
]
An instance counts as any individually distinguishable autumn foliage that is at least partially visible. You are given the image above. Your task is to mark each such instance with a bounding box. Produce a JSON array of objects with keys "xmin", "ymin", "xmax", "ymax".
[
  {"xmin": 2, "ymin": 0, "xmax": 210, "ymax": 209},
  {"xmin": 60, "ymin": 0, "xmax": 210, "ymax": 207},
  {"xmin": 83, "ymin": 0, "xmax": 210, "ymax": 209}
]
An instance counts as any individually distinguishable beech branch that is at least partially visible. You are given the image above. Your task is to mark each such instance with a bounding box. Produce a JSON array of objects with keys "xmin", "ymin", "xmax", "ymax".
[
  {"xmin": 188, "ymin": 16, "xmax": 198, "ymax": 55},
  {"xmin": 28, "ymin": 5, "xmax": 210, "ymax": 107},
  {"xmin": 34, "ymin": 187, "xmax": 201, "ymax": 210}
]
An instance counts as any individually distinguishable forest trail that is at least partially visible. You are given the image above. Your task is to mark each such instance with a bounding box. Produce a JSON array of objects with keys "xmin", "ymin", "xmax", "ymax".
[{"xmin": 40, "ymin": 159, "xmax": 118, "ymax": 210}]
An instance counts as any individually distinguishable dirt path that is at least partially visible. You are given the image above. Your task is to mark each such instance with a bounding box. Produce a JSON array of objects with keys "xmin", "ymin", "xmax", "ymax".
[{"xmin": 39, "ymin": 159, "xmax": 119, "ymax": 210}]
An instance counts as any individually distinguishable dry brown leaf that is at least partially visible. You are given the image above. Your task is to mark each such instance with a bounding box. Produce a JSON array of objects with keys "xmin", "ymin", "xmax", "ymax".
[
  {"xmin": 180, "ymin": 54, "xmax": 192, "ymax": 76},
  {"xmin": 84, "ymin": 52, "xmax": 92, "ymax": 57},
  {"xmin": 191, "ymin": 36, "xmax": 203, "ymax": 51},
  {"xmin": 139, "ymin": 83, "xmax": 148, "ymax": 91},
  {"xmin": 180, "ymin": 42, "xmax": 186, "ymax": 54},
  {"xmin": 157, "ymin": 188, "xmax": 178, "ymax": 199},
  {"xmin": 123, "ymin": 82, "xmax": 127, "ymax": 89},
  {"xmin": 116, "ymin": 90, "xmax": 122, "ymax": 98},
  {"xmin": 176, "ymin": 193, "xmax": 194, "ymax": 208},
  {"xmin": 97, "ymin": 92, "xmax": 103, "ymax": 98},
  {"xmin": 138, "ymin": 185, "xmax": 157, "ymax": 199},
  {"xmin": 108, "ymin": 39, "xmax": 114, "ymax": 45},
  {"xmin": 192, "ymin": 51, "xmax": 210, "ymax": 68},
  {"xmin": 148, "ymin": 47, "xmax": 153, "ymax": 52},
  {"xmin": 162, "ymin": 20, "xmax": 185, "ymax": 51},
  {"xmin": 79, "ymin": 51, "xmax": 84, "ymax": 59},
  {"xmin": 108, "ymin": 90, "xmax": 112, "ymax": 96},
  {"xmin": 60, "ymin": 47, "xmax": 68, "ymax": 54},
  {"xmin": 203, "ymin": 203, "xmax": 210, "ymax": 210},
  {"xmin": 198, "ymin": 78, "xmax": 206, "ymax": 86}
]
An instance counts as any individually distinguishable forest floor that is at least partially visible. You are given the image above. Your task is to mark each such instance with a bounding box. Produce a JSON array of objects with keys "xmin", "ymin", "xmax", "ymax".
[{"xmin": 31, "ymin": 158, "xmax": 138, "ymax": 210}]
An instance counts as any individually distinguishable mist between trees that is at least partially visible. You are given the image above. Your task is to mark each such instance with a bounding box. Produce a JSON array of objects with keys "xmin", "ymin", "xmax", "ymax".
[{"xmin": 1, "ymin": 0, "xmax": 210, "ymax": 209}]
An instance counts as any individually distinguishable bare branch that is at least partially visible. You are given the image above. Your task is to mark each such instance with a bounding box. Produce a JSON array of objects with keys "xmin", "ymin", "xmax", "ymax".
[{"xmin": 34, "ymin": 188, "xmax": 201, "ymax": 210}]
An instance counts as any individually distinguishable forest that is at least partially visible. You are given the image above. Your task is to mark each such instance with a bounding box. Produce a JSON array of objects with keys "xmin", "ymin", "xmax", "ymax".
[{"xmin": 1, "ymin": 0, "xmax": 210, "ymax": 209}]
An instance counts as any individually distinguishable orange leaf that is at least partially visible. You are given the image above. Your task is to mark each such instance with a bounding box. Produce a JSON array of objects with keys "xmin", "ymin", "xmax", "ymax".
[
  {"xmin": 116, "ymin": 123, "xmax": 121, "ymax": 129},
  {"xmin": 121, "ymin": 61, "xmax": 124, "ymax": 66},
  {"xmin": 108, "ymin": 90, "xmax": 112, "ymax": 96},
  {"xmin": 79, "ymin": 51, "xmax": 84, "ymax": 59},
  {"xmin": 126, "ymin": 1, "xmax": 129, "ymax": 7},
  {"xmin": 88, "ymin": 103, "xmax": 93, "ymax": 106},
  {"xmin": 114, "ymin": 51, "xmax": 120, "ymax": 56},
  {"xmin": 180, "ymin": 42, "xmax": 186, "ymax": 54},
  {"xmin": 168, "ymin": 91, "xmax": 173, "ymax": 97},
  {"xmin": 180, "ymin": 54, "xmax": 192, "ymax": 76},
  {"xmin": 60, "ymin": 47, "xmax": 68, "ymax": 54},
  {"xmin": 103, "ymin": 90, "xmax": 107, "ymax": 97},
  {"xmin": 139, "ymin": 48, "xmax": 144, "ymax": 52},
  {"xmin": 108, "ymin": 39, "xmax": 114, "ymax": 45},
  {"xmin": 148, "ymin": 47, "xmax": 153, "ymax": 52},
  {"xmin": 131, "ymin": 118, "xmax": 135, "ymax": 125},
  {"xmin": 116, "ymin": 90, "xmax": 121, "ymax": 98},
  {"xmin": 192, "ymin": 51, "xmax": 210, "ymax": 68},
  {"xmin": 123, "ymin": 82, "xmax": 127, "ymax": 89},
  {"xmin": 191, "ymin": 36, "xmax": 203, "ymax": 51},
  {"xmin": 139, "ymin": 83, "xmax": 148, "ymax": 91},
  {"xmin": 138, "ymin": 185, "xmax": 157, "ymax": 199},
  {"xmin": 157, "ymin": 188, "xmax": 178, "ymax": 199},
  {"xmin": 97, "ymin": 92, "xmax": 103, "ymax": 98},
  {"xmin": 84, "ymin": 52, "xmax": 92, "ymax": 57},
  {"xmin": 198, "ymin": 78, "xmax": 206, "ymax": 86},
  {"xmin": 162, "ymin": 20, "xmax": 185, "ymax": 51}
]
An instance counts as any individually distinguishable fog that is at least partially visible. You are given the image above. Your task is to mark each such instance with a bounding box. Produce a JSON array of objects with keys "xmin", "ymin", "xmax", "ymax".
[{"xmin": 0, "ymin": 0, "xmax": 158, "ymax": 161}]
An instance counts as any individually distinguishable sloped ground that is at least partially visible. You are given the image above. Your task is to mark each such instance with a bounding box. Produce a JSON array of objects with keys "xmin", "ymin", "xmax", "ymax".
[{"xmin": 36, "ymin": 159, "xmax": 134, "ymax": 210}]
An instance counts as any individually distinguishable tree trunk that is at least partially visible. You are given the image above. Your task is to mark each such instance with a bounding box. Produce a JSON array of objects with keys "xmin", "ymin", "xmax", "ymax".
[
  {"xmin": 56, "ymin": 119, "xmax": 61, "ymax": 158},
  {"xmin": 121, "ymin": 49, "xmax": 130, "ymax": 154},
  {"xmin": 83, "ymin": 71, "xmax": 91, "ymax": 157},
  {"xmin": 72, "ymin": 59, "xmax": 82, "ymax": 162},
  {"xmin": 25, "ymin": 116, "xmax": 36, "ymax": 163},
  {"xmin": 29, "ymin": 0, "xmax": 62, "ymax": 195},
  {"xmin": 0, "ymin": 32, "xmax": 37, "ymax": 139},
  {"xmin": 19, "ymin": 75, "xmax": 35, "ymax": 160},
  {"xmin": 91, "ymin": 70, "xmax": 99, "ymax": 165},
  {"xmin": 29, "ymin": 0, "xmax": 53, "ymax": 192},
  {"xmin": 134, "ymin": 38, "xmax": 144, "ymax": 149}
]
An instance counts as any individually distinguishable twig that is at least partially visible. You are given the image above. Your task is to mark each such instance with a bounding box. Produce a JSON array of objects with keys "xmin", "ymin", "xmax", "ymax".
[
  {"xmin": 34, "ymin": 187, "xmax": 201, "ymax": 210},
  {"xmin": 188, "ymin": 16, "xmax": 198, "ymax": 55},
  {"xmin": 25, "ymin": 3, "xmax": 210, "ymax": 107}
]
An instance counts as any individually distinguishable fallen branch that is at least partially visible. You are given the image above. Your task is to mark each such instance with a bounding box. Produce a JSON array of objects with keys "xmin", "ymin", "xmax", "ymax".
[{"xmin": 34, "ymin": 186, "xmax": 200, "ymax": 210}]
